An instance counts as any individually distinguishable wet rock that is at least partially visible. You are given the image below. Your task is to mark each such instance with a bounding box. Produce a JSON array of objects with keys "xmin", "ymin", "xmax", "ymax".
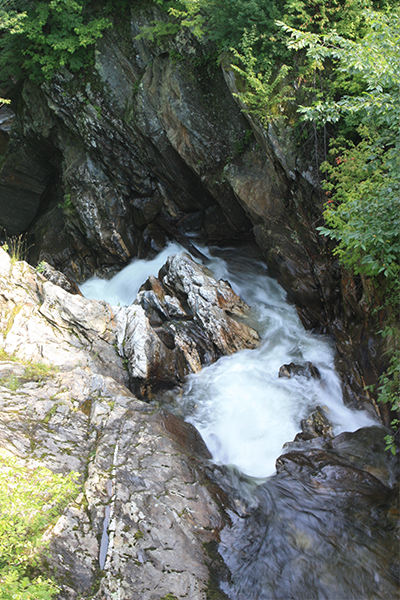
[
  {"xmin": 330, "ymin": 426, "xmax": 399, "ymax": 488},
  {"xmin": 278, "ymin": 361, "xmax": 321, "ymax": 380},
  {"xmin": 0, "ymin": 247, "xmax": 238, "ymax": 598},
  {"xmin": 218, "ymin": 425, "xmax": 399, "ymax": 600},
  {"xmin": 0, "ymin": 248, "xmax": 257, "ymax": 400},
  {"xmin": 117, "ymin": 253, "xmax": 260, "ymax": 397},
  {"xmin": 294, "ymin": 405, "xmax": 333, "ymax": 441}
]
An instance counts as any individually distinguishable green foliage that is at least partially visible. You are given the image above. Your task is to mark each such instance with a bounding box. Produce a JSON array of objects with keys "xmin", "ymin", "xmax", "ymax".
[
  {"xmin": 0, "ymin": 373, "xmax": 20, "ymax": 390},
  {"xmin": 24, "ymin": 360, "xmax": 57, "ymax": 382},
  {"xmin": 280, "ymin": 10, "xmax": 400, "ymax": 450},
  {"xmin": 0, "ymin": 0, "xmax": 112, "ymax": 83},
  {"xmin": 36, "ymin": 260, "xmax": 47, "ymax": 273},
  {"xmin": 230, "ymin": 27, "xmax": 293, "ymax": 124},
  {"xmin": 319, "ymin": 131, "xmax": 400, "ymax": 288},
  {"xmin": 0, "ymin": 450, "xmax": 80, "ymax": 599},
  {"xmin": 59, "ymin": 192, "xmax": 74, "ymax": 214},
  {"xmin": 1, "ymin": 233, "xmax": 29, "ymax": 262},
  {"xmin": 377, "ymin": 348, "xmax": 400, "ymax": 454},
  {"xmin": 0, "ymin": 349, "xmax": 57, "ymax": 387},
  {"xmin": 283, "ymin": 11, "xmax": 400, "ymax": 297}
]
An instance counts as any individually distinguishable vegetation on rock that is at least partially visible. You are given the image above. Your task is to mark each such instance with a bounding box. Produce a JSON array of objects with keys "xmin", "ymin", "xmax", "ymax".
[{"xmin": 0, "ymin": 451, "xmax": 79, "ymax": 599}]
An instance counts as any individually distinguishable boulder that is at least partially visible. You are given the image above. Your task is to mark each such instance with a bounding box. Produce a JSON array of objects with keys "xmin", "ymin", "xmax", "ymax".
[
  {"xmin": 278, "ymin": 361, "xmax": 321, "ymax": 380},
  {"xmin": 0, "ymin": 247, "xmax": 259, "ymax": 399},
  {"xmin": 0, "ymin": 248, "xmax": 240, "ymax": 598},
  {"xmin": 38, "ymin": 260, "xmax": 82, "ymax": 295},
  {"xmin": 0, "ymin": 248, "xmax": 126, "ymax": 385},
  {"xmin": 216, "ymin": 425, "xmax": 399, "ymax": 600},
  {"xmin": 117, "ymin": 252, "xmax": 260, "ymax": 397},
  {"xmin": 295, "ymin": 405, "xmax": 334, "ymax": 441}
]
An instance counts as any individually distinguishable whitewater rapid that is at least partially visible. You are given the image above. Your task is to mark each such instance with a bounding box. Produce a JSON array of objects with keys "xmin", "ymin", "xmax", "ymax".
[{"xmin": 81, "ymin": 244, "xmax": 377, "ymax": 478}]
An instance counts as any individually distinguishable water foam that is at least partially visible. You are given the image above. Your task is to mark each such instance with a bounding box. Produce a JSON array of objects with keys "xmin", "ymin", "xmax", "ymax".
[{"xmin": 80, "ymin": 245, "xmax": 377, "ymax": 478}]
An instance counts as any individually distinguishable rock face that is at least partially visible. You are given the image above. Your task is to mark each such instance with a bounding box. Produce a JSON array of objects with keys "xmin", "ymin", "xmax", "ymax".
[
  {"xmin": 0, "ymin": 365, "xmax": 224, "ymax": 599},
  {"xmin": 216, "ymin": 425, "xmax": 399, "ymax": 600},
  {"xmin": 0, "ymin": 4, "xmax": 386, "ymax": 419},
  {"xmin": 0, "ymin": 250, "xmax": 246, "ymax": 598},
  {"xmin": 117, "ymin": 252, "xmax": 260, "ymax": 397}
]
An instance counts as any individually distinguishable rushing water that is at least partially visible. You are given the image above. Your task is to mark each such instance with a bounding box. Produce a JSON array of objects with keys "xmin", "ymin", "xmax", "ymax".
[
  {"xmin": 81, "ymin": 243, "xmax": 397, "ymax": 600},
  {"xmin": 81, "ymin": 244, "xmax": 376, "ymax": 479}
]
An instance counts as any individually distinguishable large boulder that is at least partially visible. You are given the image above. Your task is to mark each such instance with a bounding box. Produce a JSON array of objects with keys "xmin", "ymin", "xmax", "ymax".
[
  {"xmin": 0, "ymin": 248, "xmax": 126, "ymax": 384},
  {"xmin": 0, "ymin": 247, "xmax": 259, "ymax": 398},
  {"xmin": 214, "ymin": 425, "xmax": 399, "ymax": 600},
  {"xmin": 117, "ymin": 252, "xmax": 260, "ymax": 397}
]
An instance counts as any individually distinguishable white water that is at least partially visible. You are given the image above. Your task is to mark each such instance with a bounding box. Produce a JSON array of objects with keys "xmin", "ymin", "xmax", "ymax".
[
  {"xmin": 80, "ymin": 242, "xmax": 184, "ymax": 305},
  {"xmin": 80, "ymin": 245, "xmax": 377, "ymax": 479}
]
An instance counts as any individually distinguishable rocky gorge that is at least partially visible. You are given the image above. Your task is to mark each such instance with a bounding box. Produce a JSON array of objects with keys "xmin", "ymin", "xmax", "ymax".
[{"xmin": 0, "ymin": 3, "xmax": 398, "ymax": 599}]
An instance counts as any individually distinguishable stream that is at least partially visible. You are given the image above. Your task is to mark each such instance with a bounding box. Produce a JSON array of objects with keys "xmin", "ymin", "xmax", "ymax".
[{"xmin": 81, "ymin": 243, "xmax": 398, "ymax": 600}]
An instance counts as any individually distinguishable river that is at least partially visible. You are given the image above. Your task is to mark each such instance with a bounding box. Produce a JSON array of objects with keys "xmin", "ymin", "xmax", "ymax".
[{"xmin": 81, "ymin": 243, "xmax": 398, "ymax": 600}]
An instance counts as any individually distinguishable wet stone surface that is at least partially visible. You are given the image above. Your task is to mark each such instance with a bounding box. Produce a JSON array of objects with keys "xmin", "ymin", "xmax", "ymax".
[{"xmin": 216, "ymin": 425, "xmax": 399, "ymax": 600}]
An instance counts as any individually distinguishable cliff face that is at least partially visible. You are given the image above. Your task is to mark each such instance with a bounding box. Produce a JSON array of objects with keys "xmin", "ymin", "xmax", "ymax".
[{"xmin": 0, "ymin": 5, "xmax": 386, "ymax": 413}]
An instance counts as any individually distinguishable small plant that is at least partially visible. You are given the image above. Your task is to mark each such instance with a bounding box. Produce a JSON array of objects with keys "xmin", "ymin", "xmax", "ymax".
[
  {"xmin": 0, "ymin": 374, "xmax": 20, "ymax": 391},
  {"xmin": 0, "ymin": 450, "xmax": 80, "ymax": 599},
  {"xmin": 377, "ymin": 348, "xmax": 400, "ymax": 455},
  {"xmin": 59, "ymin": 193, "xmax": 73, "ymax": 213},
  {"xmin": 23, "ymin": 361, "xmax": 57, "ymax": 383},
  {"xmin": 36, "ymin": 261, "xmax": 47, "ymax": 274},
  {"xmin": 1, "ymin": 234, "xmax": 29, "ymax": 263}
]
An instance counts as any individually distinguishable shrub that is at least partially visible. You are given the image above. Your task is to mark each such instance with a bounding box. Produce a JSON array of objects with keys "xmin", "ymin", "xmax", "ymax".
[{"xmin": 0, "ymin": 450, "xmax": 80, "ymax": 599}]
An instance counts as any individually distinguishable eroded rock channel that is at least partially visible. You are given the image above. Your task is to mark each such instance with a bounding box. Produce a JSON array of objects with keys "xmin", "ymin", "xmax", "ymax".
[{"xmin": 1, "ymin": 243, "xmax": 397, "ymax": 599}]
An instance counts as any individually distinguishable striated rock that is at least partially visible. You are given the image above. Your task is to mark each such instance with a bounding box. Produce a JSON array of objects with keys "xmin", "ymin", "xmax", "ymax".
[
  {"xmin": 0, "ymin": 248, "xmax": 126, "ymax": 384},
  {"xmin": 117, "ymin": 252, "xmax": 260, "ymax": 397},
  {"xmin": 0, "ymin": 248, "xmax": 239, "ymax": 598},
  {"xmin": 39, "ymin": 260, "xmax": 82, "ymax": 295},
  {"xmin": 0, "ymin": 247, "xmax": 258, "ymax": 399},
  {"xmin": 0, "ymin": 366, "xmax": 225, "ymax": 599}
]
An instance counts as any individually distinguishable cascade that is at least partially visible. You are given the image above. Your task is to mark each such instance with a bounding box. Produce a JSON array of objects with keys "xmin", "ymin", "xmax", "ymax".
[
  {"xmin": 80, "ymin": 243, "xmax": 397, "ymax": 600},
  {"xmin": 81, "ymin": 243, "xmax": 376, "ymax": 478}
]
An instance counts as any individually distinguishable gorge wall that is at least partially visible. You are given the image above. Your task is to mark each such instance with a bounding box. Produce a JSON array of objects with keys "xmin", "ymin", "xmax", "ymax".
[{"xmin": 0, "ymin": 5, "xmax": 387, "ymax": 415}]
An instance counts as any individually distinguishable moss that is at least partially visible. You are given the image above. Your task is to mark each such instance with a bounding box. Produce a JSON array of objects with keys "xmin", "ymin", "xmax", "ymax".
[
  {"xmin": 0, "ymin": 374, "xmax": 21, "ymax": 391},
  {"xmin": 2, "ymin": 303, "xmax": 23, "ymax": 338},
  {"xmin": 134, "ymin": 529, "xmax": 144, "ymax": 540},
  {"xmin": 43, "ymin": 404, "xmax": 59, "ymax": 424}
]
